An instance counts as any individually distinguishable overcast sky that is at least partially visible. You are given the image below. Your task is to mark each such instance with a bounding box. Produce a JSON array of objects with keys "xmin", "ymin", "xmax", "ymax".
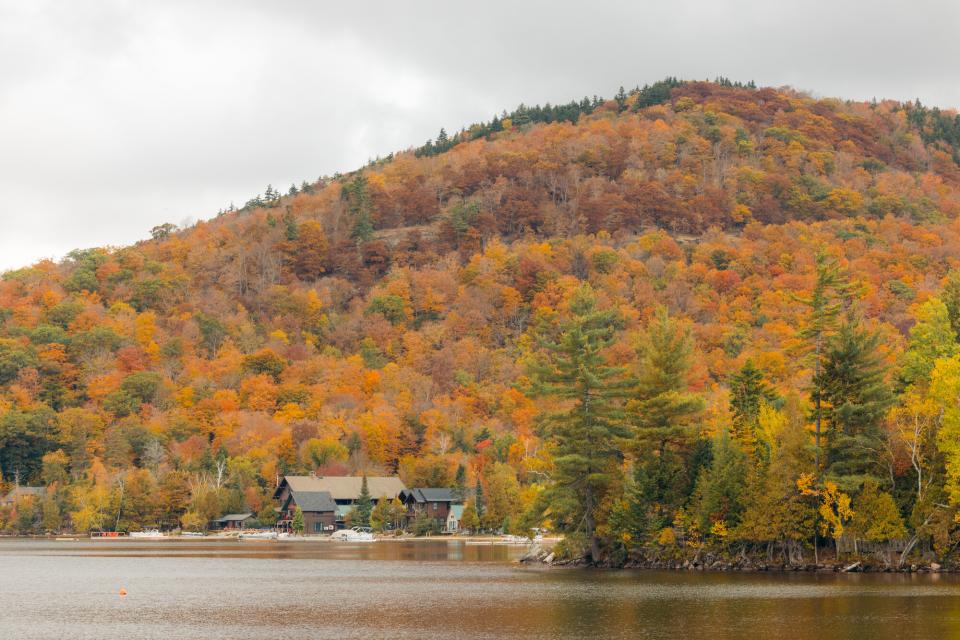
[{"xmin": 1, "ymin": 0, "xmax": 958, "ymax": 271}]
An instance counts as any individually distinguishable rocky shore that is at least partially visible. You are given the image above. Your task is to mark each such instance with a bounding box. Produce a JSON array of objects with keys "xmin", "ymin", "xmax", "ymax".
[{"xmin": 519, "ymin": 544, "xmax": 951, "ymax": 573}]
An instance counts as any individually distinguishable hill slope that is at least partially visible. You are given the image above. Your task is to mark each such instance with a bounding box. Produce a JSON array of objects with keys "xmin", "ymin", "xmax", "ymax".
[{"xmin": 3, "ymin": 80, "xmax": 960, "ymax": 558}]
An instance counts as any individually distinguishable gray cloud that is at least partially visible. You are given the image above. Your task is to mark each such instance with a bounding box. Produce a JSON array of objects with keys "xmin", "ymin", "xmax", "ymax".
[{"xmin": 1, "ymin": 0, "xmax": 958, "ymax": 270}]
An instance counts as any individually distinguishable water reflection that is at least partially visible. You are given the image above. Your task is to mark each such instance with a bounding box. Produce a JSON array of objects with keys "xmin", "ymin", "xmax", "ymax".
[{"xmin": 0, "ymin": 539, "xmax": 958, "ymax": 639}]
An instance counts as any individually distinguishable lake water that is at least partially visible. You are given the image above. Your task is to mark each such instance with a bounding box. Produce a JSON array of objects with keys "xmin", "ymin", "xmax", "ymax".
[{"xmin": 1, "ymin": 538, "xmax": 959, "ymax": 639}]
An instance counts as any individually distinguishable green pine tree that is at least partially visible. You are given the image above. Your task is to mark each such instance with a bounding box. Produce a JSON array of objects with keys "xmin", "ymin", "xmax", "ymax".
[
  {"xmin": 342, "ymin": 173, "xmax": 374, "ymax": 242},
  {"xmin": 693, "ymin": 430, "xmax": 748, "ymax": 536},
  {"xmin": 795, "ymin": 251, "xmax": 854, "ymax": 470},
  {"xmin": 530, "ymin": 283, "xmax": 632, "ymax": 562},
  {"xmin": 728, "ymin": 359, "xmax": 778, "ymax": 458},
  {"xmin": 474, "ymin": 477, "xmax": 485, "ymax": 522},
  {"xmin": 452, "ymin": 464, "xmax": 467, "ymax": 502},
  {"xmin": 630, "ymin": 306, "xmax": 704, "ymax": 451},
  {"xmin": 292, "ymin": 506, "xmax": 304, "ymax": 534},
  {"xmin": 615, "ymin": 85, "xmax": 628, "ymax": 112},
  {"xmin": 818, "ymin": 314, "xmax": 895, "ymax": 490},
  {"xmin": 627, "ymin": 307, "xmax": 705, "ymax": 533},
  {"xmin": 353, "ymin": 475, "xmax": 373, "ymax": 527}
]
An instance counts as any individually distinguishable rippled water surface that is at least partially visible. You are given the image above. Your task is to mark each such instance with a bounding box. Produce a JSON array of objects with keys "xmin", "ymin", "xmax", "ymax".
[{"xmin": 1, "ymin": 538, "xmax": 959, "ymax": 639}]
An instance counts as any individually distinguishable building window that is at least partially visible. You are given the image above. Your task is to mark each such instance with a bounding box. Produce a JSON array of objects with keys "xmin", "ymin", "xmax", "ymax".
[
  {"xmin": 433, "ymin": 502, "xmax": 437, "ymax": 511},
  {"xmin": 314, "ymin": 522, "xmax": 322, "ymax": 533}
]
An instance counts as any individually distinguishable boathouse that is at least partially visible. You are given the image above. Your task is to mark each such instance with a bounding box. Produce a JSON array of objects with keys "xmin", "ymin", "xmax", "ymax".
[{"xmin": 212, "ymin": 513, "xmax": 256, "ymax": 530}]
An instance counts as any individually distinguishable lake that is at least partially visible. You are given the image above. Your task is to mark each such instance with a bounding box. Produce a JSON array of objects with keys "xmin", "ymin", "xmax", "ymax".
[{"xmin": 1, "ymin": 538, "xmax": 959, "ymax": 639}]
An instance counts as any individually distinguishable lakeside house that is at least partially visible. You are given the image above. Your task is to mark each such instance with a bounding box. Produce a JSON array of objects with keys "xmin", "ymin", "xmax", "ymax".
[
  {"xmin": 399, "ymin": 488, "xmax": 463, "ymax": 532},
  {"xmin": 273, "ymin": 475, "xmax": 407, "ymax": 532},
  {"xmin": 446, "ymin": 504, "xmax": 464, "ymax": 533},
  {"xmin": 1, "ymin": 486, "xmax": 45, "ymax": 507},
  {"xmin": 212, "ymin": 513, "xmax": 256, "ymax": 531}
]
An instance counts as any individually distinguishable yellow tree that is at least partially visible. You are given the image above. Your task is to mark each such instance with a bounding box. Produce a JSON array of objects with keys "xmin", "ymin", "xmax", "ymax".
[
  {"xmin": 931, "ymin": 355, "xmax": 960, "ymax": 505},
  {"xmin": 799, "ymin": 473, "xmax": 853, "ymax": 558}
]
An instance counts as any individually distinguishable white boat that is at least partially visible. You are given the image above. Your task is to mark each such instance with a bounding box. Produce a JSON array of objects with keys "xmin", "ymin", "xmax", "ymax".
[
  {"xmin": 330, "ymin": 526, "xmax": 375, "ymax": 542},
  {"xmin": 238, "ymin": 530, "xmax": 278, "ymax": 540},
  {"xmin": 180, "ymin": 531, "xmax": 205, "ymax": 538},
  {"xmin": 129, "ymin": 529, "xmax": 166, "ymax": 539}
]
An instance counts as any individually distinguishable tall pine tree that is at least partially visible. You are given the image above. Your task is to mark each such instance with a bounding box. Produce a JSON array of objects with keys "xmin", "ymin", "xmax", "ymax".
[
  {"xmin": 530, "ymin": 284, "xmax": 631, "ymax": 562},
  {"xmin": 342, "ymin": 173, "xmax": 373, "ymax": 242},
  {"xmin": 353, "ymin": 475, "xmax": 373, "ymax": 527},
  {"xmin": 796, "ymin": 251, "xmax": 853, "ymax": 470},
  {"xmin": 630, "ymin": 306, "xmax": 704, "ymax": 450},
  {"xmin": 728, "ymin": 359, "xmax": 778, "ymax": 460},
  {"xmin": 817, "ymin": 314, "xmax": 894, "ymax": 490},
  {"xmin": 629, "ymin": 306, "xmax": 705, "ymax": 533}
]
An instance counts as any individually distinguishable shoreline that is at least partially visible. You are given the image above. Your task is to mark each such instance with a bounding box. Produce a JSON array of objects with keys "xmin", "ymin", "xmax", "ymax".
[
  {"xmin": 519, "ymin": 545, "xmax": 954, "ymax": 574},
  {"xmin": 0, "ymin": 532, "xmax": 562, "ymax": 544}
]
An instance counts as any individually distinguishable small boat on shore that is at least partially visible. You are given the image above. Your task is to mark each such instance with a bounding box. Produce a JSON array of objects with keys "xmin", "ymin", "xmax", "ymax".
[
  {"xmin": 238, "ymin": 530, "xmax": 278, "ymax": 541},
  {"xmin": 129, "ymin": 529, "xmax": 166, "ymax": 539},
  {"xmin": 180, "ymin": 531, "xmax": 205, "ymax": 538},
  {"xmin": 331, "ymin": 527, "xmax": 375, "ymax": 542}
]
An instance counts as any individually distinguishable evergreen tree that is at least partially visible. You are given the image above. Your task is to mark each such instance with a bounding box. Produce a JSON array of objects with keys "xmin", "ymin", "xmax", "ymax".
[
  {"xmin": 282, "ymin": 211, "xmax": 299, "ymax": 242},
  {"xmin": 292, "ymin": 506, "xmax": 304, "ymax": 534},
  {"xmin": 530, "ymin": 284, "xmax": 632, "ymax": 562},
  {"xmin": 818, "ymin": 314, "xmax": 895, "ymax": 490},
  {"xmin": 353, "ymin": 475, "xmax": 373, "ymax": 527},
  {"xmin": 728, "ymin": 360, "xmax": 778, "ymax": 458},
  {"xmin": 607, "ymin": 470, "xmax": 646, "ymax": 546},
  {"xmin": 474, "ymin": 477, "xmax": 485, "ymax": 523},
  {"xmin": 451, "ymin": 464, "xmax": 467, "ymax": 501},
  {"xmin": 342, "ymin": 174, "xmax": 374, "ymax": 242},
  {"xmin": 626, "ymin": 307, "xmax": 706, "ymax": 534},
  {"xmin": 436, "ymin": 127, "xmax": 450, "ymax": 152},
  {"xmin": 796, "ymin": 251, "xmax": 854, "ymax": 470},
  {"xmin": 630, "ymin": 306, "xmax": 704, "ymax": 451},
  {"xmin": 693, "ymin": 431, "xmax": 748, "ymax": 536},
  {"xmin": 615, "ymin": 85, "xmax": 628, "ymax": 112}
]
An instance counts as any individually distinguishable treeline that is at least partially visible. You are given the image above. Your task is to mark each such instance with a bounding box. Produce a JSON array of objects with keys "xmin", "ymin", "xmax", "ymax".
[{"xmin": 528, "ymin": 257, "xmax": 960, "ymax": 565}]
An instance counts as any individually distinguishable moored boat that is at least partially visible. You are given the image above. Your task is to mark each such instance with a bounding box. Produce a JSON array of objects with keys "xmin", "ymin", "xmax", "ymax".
[
  {"xmin": 330, "ymin": 526, "xmax": 376, "ymax": 542},
  {"xmin": 238, "ymin": 530, "xmax": 278, "ymax": 540}
]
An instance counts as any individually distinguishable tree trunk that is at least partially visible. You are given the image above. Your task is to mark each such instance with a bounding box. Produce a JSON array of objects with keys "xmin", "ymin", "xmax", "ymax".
[{"xmin": 584, "ymin": 485, "xmax": 599, "ymax": 564}]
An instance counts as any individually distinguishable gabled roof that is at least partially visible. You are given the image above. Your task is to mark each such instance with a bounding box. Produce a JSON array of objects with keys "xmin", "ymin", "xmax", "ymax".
[
  {"xmin": 290, "ymin": 490, "xmax": 336, "ymax": 513},
  {"xmin": 449, "ymin": 504, "xmax": 465, "ymax": 519},
  {"xmin": 401, "ymin": 487, "xmax": 456, "ymax": 503},
  {"xmin": 215, "ymin": 513, "xmax": 254, "ymax": 522},
  {"xmin": 275, "ymin": 476, "xmax": 407, "ymax": 501}
]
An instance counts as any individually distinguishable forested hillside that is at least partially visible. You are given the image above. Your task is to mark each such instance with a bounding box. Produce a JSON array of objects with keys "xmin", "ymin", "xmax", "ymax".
[{"xmin": 4, "ymin": 79, "xmax": 960, "ymax": 564}]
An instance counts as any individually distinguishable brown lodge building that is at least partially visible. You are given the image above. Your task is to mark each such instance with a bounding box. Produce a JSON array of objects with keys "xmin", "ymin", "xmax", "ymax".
[{"xmin": 273, "ymin": 475, "xmax": 407, "ymax": 533}]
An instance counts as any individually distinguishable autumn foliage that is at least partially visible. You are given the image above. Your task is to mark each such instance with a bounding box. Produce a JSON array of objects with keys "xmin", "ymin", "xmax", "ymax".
[{"xmin": 2, "ymin": 80, "xmax": 960, "ymax": 560}]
